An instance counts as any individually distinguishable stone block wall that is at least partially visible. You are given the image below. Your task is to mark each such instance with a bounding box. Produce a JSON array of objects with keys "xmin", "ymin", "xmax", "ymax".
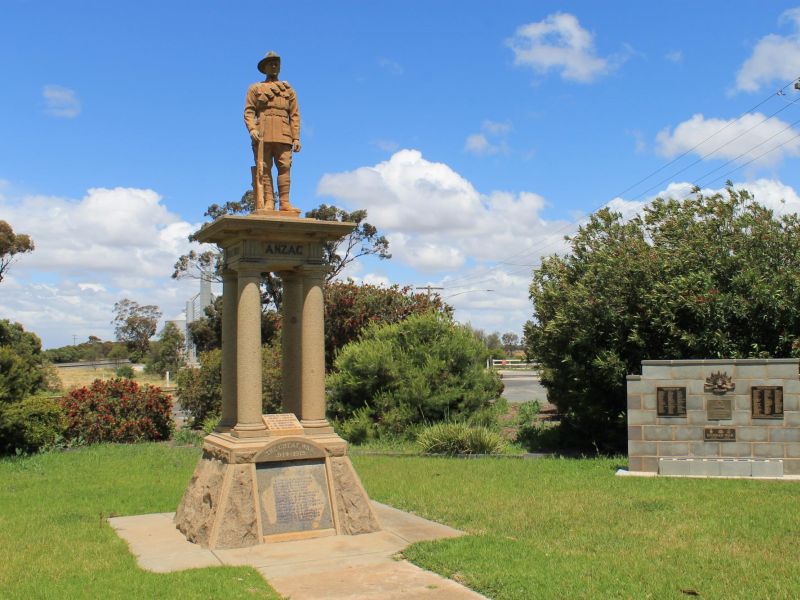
[{"xmin": 627, "ymin": 359, "xmax": 800, "ymax": 476}]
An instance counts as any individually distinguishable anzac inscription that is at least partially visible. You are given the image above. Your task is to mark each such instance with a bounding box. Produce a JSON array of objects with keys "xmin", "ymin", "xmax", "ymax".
[
  {"xmin": 707, "ymin": 397, "xmax": 733, "ymax": 420},
  {"xmin": 256, "ymin": 460, "xmax": 334, "ymax": 536},
  {"xmin": 704, "ymin": 427, "xmax": 736, "ymax": 441},
  {"xmin": 264, "ymin": 243, "xmax": 303, "ymax": 256},
  {"xmin": 752, "ymin": 386, "xmax": 784, "ymax": 419},
  {"xmin": 657, "ymin": 387, "xmax": 687, "ymax": 417}
]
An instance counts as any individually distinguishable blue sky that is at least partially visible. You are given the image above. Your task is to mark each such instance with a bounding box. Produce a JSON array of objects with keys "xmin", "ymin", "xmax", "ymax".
[{"xmin": 2, "ymin": 1, "xmax": 800, "ymax": 348}]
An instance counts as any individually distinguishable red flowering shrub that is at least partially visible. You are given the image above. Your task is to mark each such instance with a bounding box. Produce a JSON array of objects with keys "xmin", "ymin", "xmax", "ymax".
[{"xmin": 60, "ymin": 378, "xmax": 174, "ymax": 444}]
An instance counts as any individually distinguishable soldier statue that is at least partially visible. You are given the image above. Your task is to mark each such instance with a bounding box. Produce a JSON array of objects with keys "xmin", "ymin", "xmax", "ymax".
[{"xmin": 244, "ymin": 51, "xmax": 301, "ymax": 214}]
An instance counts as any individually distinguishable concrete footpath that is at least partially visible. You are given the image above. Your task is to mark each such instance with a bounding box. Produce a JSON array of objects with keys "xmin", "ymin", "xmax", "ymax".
[{"xmin": 110, "ymin": 502, "xmax": 488, "ymax": 600}]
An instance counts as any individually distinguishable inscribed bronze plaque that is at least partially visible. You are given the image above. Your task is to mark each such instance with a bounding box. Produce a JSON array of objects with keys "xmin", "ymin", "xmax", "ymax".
[
  {"xmin": 256, "ymin": 459, "xmax": 334, "ymax": 537},
  {"xmin": 657, "ymin": 387, "xmax": 687, "ymax": 417},
  {"xmin": 751, "ymin": 386, "xmax": 784, "ymax": 419},
  {"xmin": 704, "ymin": 427, "xmax": 736, "ymax": 441},
  {"xmin": 707, "ymin": 397, "xmax": 733, "ymax": 420},
  {"xmin": 263, "ymin": 413, "xmax": 303, "ymax": 433}
]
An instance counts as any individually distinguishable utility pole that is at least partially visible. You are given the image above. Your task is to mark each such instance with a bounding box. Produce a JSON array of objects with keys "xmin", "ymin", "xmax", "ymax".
[
  {"xmin": 72, "ymin": 334, "xmax": 78, "ymax": 346},
  {"xmin": 415, "ymin": 284, "xmax": 444, "ymax": 299}
]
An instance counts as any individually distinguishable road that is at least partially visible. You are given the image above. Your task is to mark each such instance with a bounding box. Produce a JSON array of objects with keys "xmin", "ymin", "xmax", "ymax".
[{"xmin": 497, "ymin": 369, "xmax": 548, "ymax": 404}]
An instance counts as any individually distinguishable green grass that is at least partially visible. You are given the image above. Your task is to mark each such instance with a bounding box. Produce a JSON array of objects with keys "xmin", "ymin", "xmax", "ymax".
[
  {"xmin": 354, "ymin": 455, "xmax": 800, "ymax": 600},
  {"xmin": 0, "ymin": 444, "xmax": 280, "ymax": 600},
  {"xmin": 4, "ymin": 444, "xmax": 800, "ymax": 599}
]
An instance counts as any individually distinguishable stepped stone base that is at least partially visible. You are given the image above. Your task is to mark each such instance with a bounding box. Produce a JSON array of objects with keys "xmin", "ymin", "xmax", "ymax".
[{"xmin": 175, "ymin": 430, "xmax": 380, "ymax": 549}]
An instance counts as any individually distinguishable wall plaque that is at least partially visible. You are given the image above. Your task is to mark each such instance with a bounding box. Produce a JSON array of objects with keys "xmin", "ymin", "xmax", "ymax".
[
  {"xmin": 256, "ymin": 459, "xmax": 334, "ymax": 536},
  {"xmin": 657, "ymin": 387, "xmax": 687, "ymax": 417},
  {"xmin": 704, "ymin": 427, "xmax": 736, "ymax": 441},
  {"xmin": 752, "ymin": 386, "xmax": 784, "ymax": 419},
  {"xmin": 707, "ymin": 397, "xmax": 733, "ymax": 420}
]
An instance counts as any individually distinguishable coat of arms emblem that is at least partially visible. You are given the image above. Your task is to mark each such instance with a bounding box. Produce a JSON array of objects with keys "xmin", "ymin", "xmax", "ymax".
[{"xmin": 704, "ymin": 371, "xmax": 735, "ymax": 394}]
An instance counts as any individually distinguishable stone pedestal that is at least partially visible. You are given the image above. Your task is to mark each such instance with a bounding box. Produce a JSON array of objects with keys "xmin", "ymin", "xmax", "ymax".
[{"xmin": 175, "ymin": 214, "xmax": 380, "ymax": 549}]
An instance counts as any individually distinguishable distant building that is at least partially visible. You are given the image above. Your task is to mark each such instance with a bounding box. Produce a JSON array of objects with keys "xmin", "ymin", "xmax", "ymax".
[{"xmin": 167, "ymin": 277, "xmax": 214, "ymax": 366}]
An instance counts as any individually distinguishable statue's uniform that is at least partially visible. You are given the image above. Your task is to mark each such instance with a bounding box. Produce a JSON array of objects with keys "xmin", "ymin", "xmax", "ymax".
[{"xmin": 243, "ymin": 80, "xmax": 299, "ymax": 209}]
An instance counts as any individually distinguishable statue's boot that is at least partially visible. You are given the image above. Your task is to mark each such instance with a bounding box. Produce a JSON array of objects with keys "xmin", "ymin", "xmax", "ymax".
[{"xmin": 277, "ymin": 178, "xmax": 300, "ymax": 215}]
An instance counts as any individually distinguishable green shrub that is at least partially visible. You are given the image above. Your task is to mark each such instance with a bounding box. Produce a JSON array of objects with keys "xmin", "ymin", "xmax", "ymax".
[
  {"xmin": 115, "ymin": 365, "xmax": 135, "ymax": 379},
  {"xmin": 516, "ymin": 420, "xmax": 561, "ymax": 452},
  {"xmin": 515, "ymin": 400, "xmax": 541, "ymax": 426},
  {"xmin": 328, "ymin": 312, "xmax": 502, "ymax": 437},
  {"xmin": 201, "ymin": 414, "xmax": 221, "ymax": 435},
  {"xmin": 0, "ymin": 394, "xmax": 66, "ymax": 454},
  {"xmin": 336, "ymin": 406, "xmax": 378, "ymax": 444},
  {"xmin": 177, "ymin": 341, "xmax": 282, "ymax": 427},
  {"xmin": 468, "ymin": 397, "xmax": 510, "ymax": 430},
  {"xmin": 60, "ymin": 378, "xmax": 173, "ymax": 444},
  {"xmin": 416, "ymin": 422, "xmax": 506, "ymax": 456},
  {"xmin": 173, "ymin": 426, "xmax": 203, "ymax": 446}
]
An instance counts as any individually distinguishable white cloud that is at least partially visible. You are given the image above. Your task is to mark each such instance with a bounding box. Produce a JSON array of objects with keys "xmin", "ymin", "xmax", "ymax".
[
  {"xmin": 655, "ymin": 112, "xmax": 800, "ymax": 167},
  {"xmin": 507, "ymin": 13, "xmax": 616, "ymax": 83},
  {"xmin": 735, "ymin": 8, "xmax": 800, "ymax": 92},
  {"xmin": 42, "ymin": 84, "xmax": 81, "ymax": 118},
  {"xmin": 317, "ymin": 150, "xmax": 563, "ymax": 272},
  {"xmin": 608, "ymin": 179, "xmax": 800, "ymax": 221},
  {"xmin": 665, "ymin": 50, "xmax": 683, "ymax": 64},
  {"xmin": 464, "ymin": 120, "xmax": 512, "ymax": 155},
  {"xmin": 0, "ymin": 187, "xmax": 209, "ymax": 347}
]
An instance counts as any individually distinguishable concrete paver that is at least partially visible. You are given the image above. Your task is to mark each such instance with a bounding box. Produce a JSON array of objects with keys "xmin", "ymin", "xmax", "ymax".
[{"xmin": 109, "ymin": 501, "xmax": 487, "ymax": 600}]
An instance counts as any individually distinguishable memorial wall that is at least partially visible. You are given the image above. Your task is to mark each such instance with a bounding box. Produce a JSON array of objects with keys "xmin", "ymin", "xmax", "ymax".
[{"xmin": 627, "ymin": 359, "xmax": 800, "ymax": 477}]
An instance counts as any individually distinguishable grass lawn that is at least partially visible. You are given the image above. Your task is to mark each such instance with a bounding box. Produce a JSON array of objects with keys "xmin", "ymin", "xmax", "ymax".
[
  {"xmin": 0, "ymin": 444, "xmax": 280, "ymax": 600},
  {"xmin": 3, "ymin": 444, "xmax": 800, "ymax": 599},
  {"xmin": 354, "ymin": 455, "xmax": 800, "ymax": 600}
]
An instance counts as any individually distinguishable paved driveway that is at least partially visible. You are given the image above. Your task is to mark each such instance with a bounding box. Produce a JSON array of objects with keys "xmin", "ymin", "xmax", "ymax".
[{"xmin": 497, "ymin": 369, "xmax": 548, "ymax": 404}]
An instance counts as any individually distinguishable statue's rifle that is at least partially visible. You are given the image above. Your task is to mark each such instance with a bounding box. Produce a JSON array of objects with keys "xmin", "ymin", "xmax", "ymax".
[{"xmin": 251, "ymin": 125, "xmax": 265, "ymax": 211}]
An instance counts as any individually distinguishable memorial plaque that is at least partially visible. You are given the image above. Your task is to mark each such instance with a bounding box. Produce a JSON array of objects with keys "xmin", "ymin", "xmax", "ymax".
[
  {"xmin": 256, "ymin": 459, "xmax": 334, "ymax": 536},
  {"xmin": 657, "ymin": 387, "xmax": 687, "ymax": 417},
  {"xmin": 263, "ymin": 412, "xmax": 304, "ymax": 434},
  {"xmin": 751, "ymin": 386, "xmax": 784, "ymax": 419},
  {"xmin": 707, "ymin": 397, "xmax": 733, "ymax": 420},
  {"xmin": 704, "ymin": 427, "xmax": 736, "ymax": 441}
]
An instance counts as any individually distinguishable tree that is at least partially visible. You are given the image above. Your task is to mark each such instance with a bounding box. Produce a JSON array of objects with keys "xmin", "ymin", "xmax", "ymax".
[
  {"xmin": 0, "ymin": 220, "xmax": 34, "ymax": 283},
  {"xmin": 112, "ymin": 299, "xmax": 162, "ymax": 361},
  {"xmin": 171, "ymin": 191, "xmax": 391, "ymax": 309},
  {"xmin": 323, "ymin": 281, "xmax": 451, "ymax": 368},
  {"xmin": 0, "ymin": 320, "xmax": 47, "ymax": 404},
  {"xmin": 501, "ymin": 332, "xmax": 519, "ymax": 355},
  {"xmin": 526, "ymin": 184, "xmax": 800, "ymax": 452},
  {"xmin": 147, "ymin": 322, "xmax": 185, "ymax": 376}
]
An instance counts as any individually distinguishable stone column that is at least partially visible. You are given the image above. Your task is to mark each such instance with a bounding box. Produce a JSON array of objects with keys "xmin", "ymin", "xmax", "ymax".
[
  {"xmin": 300, "ymin": 266, "xmax": 330, "ymax": 431},
  {"xmin": 219, "ymin": 268, "xmax": 238, "ymax": 430},
  {"xmin": 280, "ymin": 270, "xmax": 303, "ymax": 417},
  {"xmin": 232, "ymin": 266, "xmax": 267, "ymax": 438}
]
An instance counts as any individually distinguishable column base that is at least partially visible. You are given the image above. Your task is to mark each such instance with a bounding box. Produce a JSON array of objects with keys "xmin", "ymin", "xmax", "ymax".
[
  {"xmin": 301, "ymin": 418, "xmax": 335, "ymax": 435},
  {"xmin": 231, "ymin": 423, "xmax": 269, "ymax": 438}
]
